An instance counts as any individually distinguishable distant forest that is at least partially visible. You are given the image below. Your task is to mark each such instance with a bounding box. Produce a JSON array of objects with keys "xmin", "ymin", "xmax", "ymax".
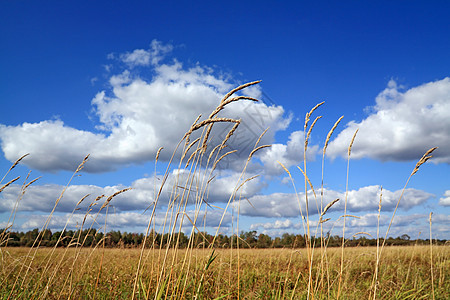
[{"xmin": 1, "ymin": 228, "xmax": 447, "ymax": 248}]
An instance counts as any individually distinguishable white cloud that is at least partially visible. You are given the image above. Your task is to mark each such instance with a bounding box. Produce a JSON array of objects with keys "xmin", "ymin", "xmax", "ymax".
[
  {"xmin": 238, "ymin": 186, "xmax": 433, "ymax": 218},
  {"xmin": 257, "ymin": 130, "xmax": 319, "ymax": 176},
  {"xmin": 0, "ymin": 41, "xmax": 291, "ymax": 173},
  {"xmin": 327, "ymin": 78, "xmax": 450, "ymax": 163},
  {"xmin": 119, "ymin": 39, "xmax": 174, "ymax": 67},
  {"xmin": 438, "ymin": 190, "xmax": 450, "ymax": 206},
  {"xmin": 18, "ymin": 208, "xmax": 232, "ymax": 233},
  {"xmin": 250, "ymin": 219, "xmax": 294, "ymax": 230},
  {"xmin": 0, "ymin": 169, "xmax": 264, "ymax": 214}
]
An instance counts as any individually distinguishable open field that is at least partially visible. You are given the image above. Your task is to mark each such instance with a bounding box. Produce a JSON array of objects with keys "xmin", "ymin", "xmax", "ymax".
[
  {"xmin": 1, "ymin": 82, "xmax": 448, "ymax": 299},
  {"xmin": 1, "ymin": 246, "xmax": 448, "ymax": 299}
]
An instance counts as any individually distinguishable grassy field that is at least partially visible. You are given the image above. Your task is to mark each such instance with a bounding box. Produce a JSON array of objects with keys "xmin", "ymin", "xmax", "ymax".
[
  {"xmin": 0, "ymin": 246, "xmax": 448, "ymax": 299},
  {"xmin": 1, "ymin": 82, "xmax": 448, "ymax": 299}
]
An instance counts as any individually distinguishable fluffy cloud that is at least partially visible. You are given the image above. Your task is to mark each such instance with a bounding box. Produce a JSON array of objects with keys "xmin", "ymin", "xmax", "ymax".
[
  {"xmin": 0, "ymin": 41, "xmax": 290, "ymax": 173},
  {"xmin": 250, "ymin": 219, "xmax": 295, "ymax": 230},
  {"xmin": 439, "ymin": 190, "xmax": 450, "ymax": 206},
  {"xmin": 0, "ymin": 169, "xmax": 264, "ymax": 213},
  {"xmin": 117, "ymin": 39, "xmax": 174, "ymax": 67},
  {"xmin": 238, "ymin": 186, "xmax": 433, "ymax": 218},
  {"xmin": 257, "ymin": 130, "xmax": 319, "ymax": 176},
  {"xmin": 327, "ymin": 78, "xmax": 450, "ymax": 163},
  {"xmin": 19, "ymin": 209, "xmax": 231, "ymax": 232}
]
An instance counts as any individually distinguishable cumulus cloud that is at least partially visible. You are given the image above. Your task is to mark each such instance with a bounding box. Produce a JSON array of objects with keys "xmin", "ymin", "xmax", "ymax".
[
  {"xmin": 19, "ymin": 209, "xmax": 231, "ymax": 232},
  {"xmin": 117, "ymin": 39, "xmax": 174, "ymax": 67},
  {"xmin": 0, "ymin": 41, "xmax": 291, "ymax": 173},
  {"xmin": 0, "ymin": 169, "xmax": 264, "ymax": 213},
  {"xmin": 238, "ymin": 186, "xmax": 433, "ymax": 218},
  {"xmin": 327, "ymin": 78, "xmax": 450, "ymax": 163},
  {"xmin": 250, "ymin": 219, "xmax": 294, "ymax": 230},
  {"xmin": 257, "ymin": 130, "xmax": 319, "ymax": 176},
  {"xmin": 439, "ymin": 190, "xmax": 450, "ymax": 206}
]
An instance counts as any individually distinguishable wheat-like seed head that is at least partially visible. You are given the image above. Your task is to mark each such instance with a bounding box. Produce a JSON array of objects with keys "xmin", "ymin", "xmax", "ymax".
[
  {"xmin": 323, "ymin": 116, "xmax": 344, "ymax": 155},
  {"xmin": 351, "ymin": 232, "xmax": 372, "ymax": 238},
  {"xmin": 305, "ymin": 115, "xmax": 322, "ymax": 153},
  {"xmin": 304, "ymin": 101, "xmax": 325, "ymax": 131},
  {"xmin": 181, "ymin": 138, "xmax": 200, "ymax": 161},
  {"xmin": 76, "ymin": 194, "xmax": 91, "ymax": 207},
  {"xmin": 348, "ymin": 129, "xmax": 359, "ymax": 157},
  {"xmin": 220, "ymin": 122, "xmax": 240, "ymax": 149},
  {"xmin": 378, "ymin": 186, "xmax": 383, "ymax": 212},
  {"xmin": 212, "ymin": 150, "xmax": 237, "ymax": 171},
  {"xmin": 10, "ymin": 153, "xmax": 30, "ymax": 170},
  {"xmin": 249, "ymin": 145, "xmax": 271, "ymax": 159},
  {"xmin": 277, "ymin": 161, "xmax": 291, "ymax": 177},
  {"xmin": 185, "ymin": 148, "xmax": 201, "ymax": 168},
  {"xmin": 412, "ymin": 147, "xmax": 438, "ymax": 175},
  {"xmin": 100, "ymin": 188, "xmax": 131, "ymax": 209},
  {"xmin": 155, "ymin": 147, "xmax": 163, "ymax": 162},
  {"xmin": 236, "ymin": 175, "xmax": 260, "ymax": 192},
  {"xmin": 220, "ymin": 80, "xmax": 261, "ymax": 104},
  {"xmin": 207, "ymin": 144, "xmax": 222, "ymax": 165},
  {"xmin": 321, "ymin": 198, "xmax": 340, "ymax": 217},
  {"xmin": 186, "ymin": 118, "xmax": 240, "ymax": 137},
  {"xmin": 23, "ymin": 176, "xmax": 41, "ymax": 189},
  {"xmin": 0, "ymin": 176, "xmax": 20, "ymax": 193},
  {"xmin": 185, "ymin": 114, "xmax": 202, "ymax": 144},
  {"xmin": 75, "ymin": 154, "xmax": 90, "ymax": 173},
  {"xmin": 209, "ymin": 96, "xmax": 258, "ymax": 119}
]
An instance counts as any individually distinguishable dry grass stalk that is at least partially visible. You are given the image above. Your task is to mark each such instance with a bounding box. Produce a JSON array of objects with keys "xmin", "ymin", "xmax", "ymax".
[
  {"xmin": 338, "ymin": 128, "xmax": 358, "ymax": 299},
  {"xmin": 319, "ymin": 114, "xmax": 343, "ymax": 296},
  {"xmin": 372, "ymin": 186, "xmax": 383, "ymax": 300},
  {"xmin": 380, "ymin": 147, "xmax": 438, "ymax": 259},
  {"xmin": 297, "ymin": 166, "xmax": 317, "ymax": 199},
  {"xmin": 181, "ymin": 137, "xmax": 201, "ymax": 161},
  {"xmin": 0, "ymin": 176, "xmax": 20, "ymax": 193},
  {"xmin": 429, "ymin": 212, "xmax": 435, "ymax": 300}
]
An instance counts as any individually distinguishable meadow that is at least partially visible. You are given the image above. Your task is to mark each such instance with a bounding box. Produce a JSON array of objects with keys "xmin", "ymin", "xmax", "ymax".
[
  {"xmin": 1, "ymin": 81, "xmax": 448, "ymax": 299},
  {"xmin": 1, "ymin": 246, "xmax": 448, "ymax": 299}
]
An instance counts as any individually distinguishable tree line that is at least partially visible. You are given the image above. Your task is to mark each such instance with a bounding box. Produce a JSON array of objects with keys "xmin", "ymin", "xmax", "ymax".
[{"xmin": 1, "ymin": 228, "xmax": 447, "ymax": 248}]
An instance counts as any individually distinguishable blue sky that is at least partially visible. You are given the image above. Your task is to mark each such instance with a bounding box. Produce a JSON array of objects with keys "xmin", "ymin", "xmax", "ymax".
[{"xmin": 1, "ymin": 1, "xmax": 449, "ymax": 239}]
